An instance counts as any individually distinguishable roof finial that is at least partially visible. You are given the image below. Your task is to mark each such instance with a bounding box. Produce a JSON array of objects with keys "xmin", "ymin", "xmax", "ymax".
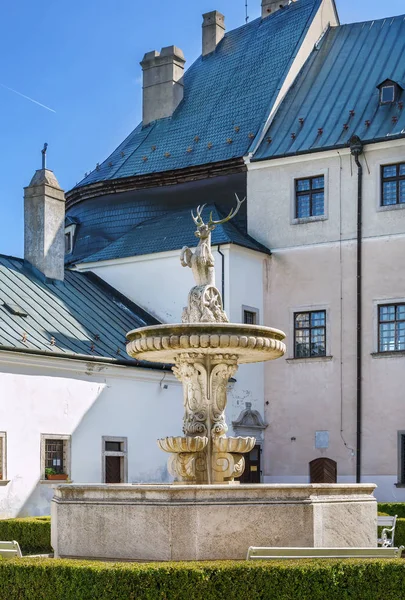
[{"xmin": 41, "ymin": 143, "xmax": 48, "ymax": 170}]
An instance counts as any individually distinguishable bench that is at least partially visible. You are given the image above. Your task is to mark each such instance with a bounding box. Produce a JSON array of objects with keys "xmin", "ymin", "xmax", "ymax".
[
  {"xmin": 246, "ymin": 546, "xmax": 404, "ymax": 560},
  {"xmin": 377, "ymin": 515, "xmax": 397, "ymax": 547},
  {"xmin": 0, "ymin": 541, "xmax": 22, "ymax": 559}
]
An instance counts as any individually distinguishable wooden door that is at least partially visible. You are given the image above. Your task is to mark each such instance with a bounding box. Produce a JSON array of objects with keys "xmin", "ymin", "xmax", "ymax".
[
  {"xmin": 240, "ymin": 445, "xmax": 261, "ymax": 483},
  {"xmin": 309, "ymin": 457, "xmax": 337, "ymax": 483},
  {"xmin": 105, "ymin": 456, "xmax": 122, "ymax": 483}
]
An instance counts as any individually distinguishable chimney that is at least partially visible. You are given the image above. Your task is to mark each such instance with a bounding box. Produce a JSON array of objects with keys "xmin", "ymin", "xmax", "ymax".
[
  {"xmin": 262, "ymin": 0, "xmax": 290, "ymax": 18},
  {"xmin": 140, "ymin": 46, "xmax": 185, "ymax": 126},
  {"xmin": 202, "ymin": 11, "xmax": 225, "ymax": 56},
  {"xmin": 24, "ymin": 145, "xmax": 66, "ymax": 281}
]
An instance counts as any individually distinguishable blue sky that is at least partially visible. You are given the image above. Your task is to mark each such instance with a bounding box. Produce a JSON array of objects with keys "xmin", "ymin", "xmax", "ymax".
[{"xmin": 1, "ymin": 0, "xmax": 403, "ymax": 257}]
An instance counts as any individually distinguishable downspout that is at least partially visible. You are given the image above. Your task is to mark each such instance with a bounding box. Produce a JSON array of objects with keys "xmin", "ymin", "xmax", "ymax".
[
  {"xmin": 350, "ymin": 135, "xmax": 364, "ymax": 484},
  {"xmin": 217, "ymin": 245, "xmax": 225, "ymax": 308}
]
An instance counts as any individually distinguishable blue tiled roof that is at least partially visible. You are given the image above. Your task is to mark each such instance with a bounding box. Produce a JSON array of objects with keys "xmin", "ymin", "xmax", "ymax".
[
  {"xmin": 74, "ymin": 0, "xmax": 321, "ymax": 188},
  {"xmin": 81, "ymin": 205, "xmax": 270, "ymax": 264},
  {"xmin": 254, "ymin": 14, "xmax": 405, "ymax": 160},
  {"xmin": 0, "ymin": 255, "xmax": 159, "ymax": 364},
  {"xmin": 66, "ymin": 173, "xmax": 247, "ymax": 265}
]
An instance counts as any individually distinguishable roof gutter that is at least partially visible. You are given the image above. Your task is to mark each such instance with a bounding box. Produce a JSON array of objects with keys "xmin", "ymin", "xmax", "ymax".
[
  {"xmin": 251, "ymin": 133, "xmax": 405, "ymax": 164},
  {"xmin": 0, "ymin": 345, "xmax": 171, "ymax": 371},
  {"xmin": 350, "ymin": 134, "xmax": 364, "ymax": 485}
]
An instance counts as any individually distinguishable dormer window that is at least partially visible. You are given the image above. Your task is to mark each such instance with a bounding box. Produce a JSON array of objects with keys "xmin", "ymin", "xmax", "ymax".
[
  {"xmin": 377, "ymin": 79, "xmax": 404, "ymax": 105},
  {"xmin": 65, "ymin": 231, "xmax": 73, "ymax": 254},
  {"xmin": 64, "ymin": 217, "xmax": 78, "ymax": 256}
]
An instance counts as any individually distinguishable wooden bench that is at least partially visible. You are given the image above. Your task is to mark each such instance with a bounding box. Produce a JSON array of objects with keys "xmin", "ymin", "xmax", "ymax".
[
  {"xmin": 246, "ymin": 546, "xmax": 404, "ymax": 560},
  {"xmin": 0, "ymin": 541, "xmax": 22, "ymax": 559},
  {"xmin": 377, "ymin": 515, "xmax": 397, "ymax": 547}
]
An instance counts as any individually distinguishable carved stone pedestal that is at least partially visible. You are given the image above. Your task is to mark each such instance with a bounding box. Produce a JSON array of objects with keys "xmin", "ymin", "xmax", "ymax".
[{"xmin": 159, "ymin": 352, "xmax": 255, "ymax": 484}]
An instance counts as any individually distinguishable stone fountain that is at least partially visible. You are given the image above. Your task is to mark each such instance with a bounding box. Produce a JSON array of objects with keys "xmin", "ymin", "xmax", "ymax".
[{"xmin": 51, "ymin": 198, "xmax": 377, "ymax": 561}]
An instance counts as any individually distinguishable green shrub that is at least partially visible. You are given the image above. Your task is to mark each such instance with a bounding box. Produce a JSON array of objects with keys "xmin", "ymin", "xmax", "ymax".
[
  {"xmin": 0, "ymin": 558, "xmax": 404, "ymax": 600},
  {"xmin": 0, "ymin": 517, "xmax": 51, "ymax": 554},
  {"xmin": 378, "ymin": 503, "xmax": 405, "ymax": 519}
]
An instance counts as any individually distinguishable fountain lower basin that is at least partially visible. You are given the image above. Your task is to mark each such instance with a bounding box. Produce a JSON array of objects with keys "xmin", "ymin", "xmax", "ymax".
[{"xmin": 52, "ymin": 483, "xmax": 378, "ymax": 561}]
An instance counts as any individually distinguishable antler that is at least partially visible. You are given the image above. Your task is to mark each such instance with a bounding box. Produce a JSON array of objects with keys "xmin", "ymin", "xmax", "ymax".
[
  {"xmin": 191, "ymin": 204, "xmax": 206, "ymax": 226},
  {"xmin": 208, "ymin": 194, "xmax": 246, "ymax": 228}
]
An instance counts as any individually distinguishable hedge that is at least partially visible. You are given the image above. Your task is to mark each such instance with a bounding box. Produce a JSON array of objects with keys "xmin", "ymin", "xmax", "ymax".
[
  {"xmin": 378, "ymin": 503, "xmax": 405, "ymax": 519},
  {"xmin": 0, "ymin": 517, "xmax": 51, "ymax": 555},
  {"xmin": 0, "ymin": 558, "xmax": 404, "ymax": 600}
]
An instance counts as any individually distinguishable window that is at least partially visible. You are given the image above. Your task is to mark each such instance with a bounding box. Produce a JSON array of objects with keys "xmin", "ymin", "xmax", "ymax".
[
  {"xmin": 294, "ymin": 311, "xmax": 326, "ymax": 358},
  {"xmin": 381, "ymin": 163, "xmax": 405, "ymax": 206},
  {"xmin": 65, "ymin": 231, "xmax": 72, "ymax": 254},
  {"xmin": 102, "ymin": 437, "xmax": 127, "ymax": 484},
  {"xmin": 40, "ymin": 434, "xmax": 71, "ymax": 480},
  {"xmin": 244, "ymin": 310, "xmax": 256, "ymax": 325},
  {"xmin": 381, "ymin": 85, "xmax": 395, "ymax": 104},
  {"xmin": 64, "ymin": 223, "xmax": 77, "ymax": 255},
  {"xmin": 295, "ymin": 176, "xmax": 324, "ymax": 219},
  {"xmin": 398, "ymin": 433, "xmax": 405, "ymax": 484},
  {"xmin": 378, "ymin": 304, "xmax": 405, "ymax": 352},
  {"xmin": 377, "ymin": 79, "xmax": 402, "ymax": 105},
  {"xmin": 0, "ymin": 433, "xmax": 6, "ymax": 481},
  {"xmin": 242, "ymin": 306, "xmax": 259, "ymax": 325}
]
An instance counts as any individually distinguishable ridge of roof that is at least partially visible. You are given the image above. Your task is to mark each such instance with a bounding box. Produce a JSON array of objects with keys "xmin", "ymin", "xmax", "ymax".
[
  {"xmin": 71, "ymin": 0, "xmax": 321, "ymax": 191},
  {"xmin": 78, "ymin": 205, "xmax": 270, "ymax": 264},
  {"xmin": 253, "ymin": 12, "xmax": 405, "ymax": 160}
]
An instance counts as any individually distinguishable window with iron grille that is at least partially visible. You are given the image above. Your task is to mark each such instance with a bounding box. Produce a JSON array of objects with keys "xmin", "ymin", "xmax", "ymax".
[
  {"xmin": 379, "ymin": 304, "xmax": 405, "ymax": 352},
  {"xmin": 294, "ymin": 311, "xmax": 326, "ymax": 358},
  {"xmin": 399, "ymin": 433, "xmax": 405, "ymax": 484},
  {"xmin": 40, "ymin": 434, "xmax": 70, "ymax": 480},
  {"xmin": 295, "ymin": 176, "xmax": 324, "ymax": 219},
  {"xmin": 243, "ymin": 310, "xmax": 257, "ymax": 325},
  {"xmin": 45, "ymin": 439, "xmax": 64, "ymax": 473},
  {"xmin": 381, "ymin": 163, "xmax": 405, "ymax": 206}
]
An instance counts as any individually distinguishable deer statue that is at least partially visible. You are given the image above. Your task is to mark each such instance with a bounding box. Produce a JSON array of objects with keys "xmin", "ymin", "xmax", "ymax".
[{"xmin": 180, "ymin": 194, "xmax": 245, "ymax": 287}]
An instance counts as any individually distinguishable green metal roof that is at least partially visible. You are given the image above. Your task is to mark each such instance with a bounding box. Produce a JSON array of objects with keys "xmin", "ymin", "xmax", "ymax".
[{"xmin": 0, "ymin": 254, "xmax": 159, "ymax": 365}]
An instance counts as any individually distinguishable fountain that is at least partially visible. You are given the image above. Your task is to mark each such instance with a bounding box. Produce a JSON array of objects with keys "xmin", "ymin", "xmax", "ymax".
[{"xmin": 51, "ymin": 198, "xmax": 377, "ymax": 561}]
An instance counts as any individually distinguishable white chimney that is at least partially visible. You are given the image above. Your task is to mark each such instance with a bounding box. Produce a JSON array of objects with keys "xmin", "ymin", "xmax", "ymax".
[
  {"xmin": 202, "ymin": 11, "xmax": 225, "ymax": 56},
  {"xmin": 24, "ymin": 146, "xmax": 66, "ymax": 281},
  {"xmin": 140, "ymin": 46, "xmax": 185, "ymax": 126},
  {"xmin": 262, "ymin": 0, "xmax": 290, "ymax": 18}
]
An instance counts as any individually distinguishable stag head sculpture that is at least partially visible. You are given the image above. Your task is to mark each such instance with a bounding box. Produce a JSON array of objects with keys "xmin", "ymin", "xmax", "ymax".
[{"xmin": 180, "ymin": 195, "xmax": 245, "ymax": 288}]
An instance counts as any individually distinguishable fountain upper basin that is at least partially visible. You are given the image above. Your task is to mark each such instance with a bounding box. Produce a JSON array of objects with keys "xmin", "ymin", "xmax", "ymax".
[{"xmin": 126, "ymin": 323, "xmax": 286, "ymax": 364}]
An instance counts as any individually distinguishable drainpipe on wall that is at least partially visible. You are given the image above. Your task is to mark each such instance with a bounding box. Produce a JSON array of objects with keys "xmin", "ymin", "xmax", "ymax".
[
  {"xmin": 350, "ymin": 135, "xmax": 364, "ymax": 484},
  {"xmin": 217, "ymin": 245, "xmax": 225, "ymax": 309}
]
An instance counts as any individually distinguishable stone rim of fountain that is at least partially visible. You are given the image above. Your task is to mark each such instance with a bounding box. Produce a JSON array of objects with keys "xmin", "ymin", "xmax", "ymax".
[{"xmin": 126, "ymin": 322, "xmax": 286, "ymax": 364}]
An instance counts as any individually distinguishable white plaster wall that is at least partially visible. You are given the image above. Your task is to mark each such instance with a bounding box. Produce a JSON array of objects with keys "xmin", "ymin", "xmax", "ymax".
[
  {"xmin": 247, "ymin": 138, "xmax": 405, "ymax": 502},
  {"xmin": 0, "ymin": 353, "xmax": 182, "ymax": 518},
  {"xmin": 226, "ymin": 246, "xmax": 267, "ymax": 428}
]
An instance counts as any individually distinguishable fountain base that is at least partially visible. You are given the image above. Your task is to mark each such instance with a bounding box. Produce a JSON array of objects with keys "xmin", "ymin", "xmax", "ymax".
[{"xmin": 51, "ymin": 483, "xmax": 377, "ymax": 561}]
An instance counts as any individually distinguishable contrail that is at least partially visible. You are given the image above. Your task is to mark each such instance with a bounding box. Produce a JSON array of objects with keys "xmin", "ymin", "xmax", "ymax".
[{"xmin": 0, "ymin": 83, "xmax": 56, "ymax": 113}]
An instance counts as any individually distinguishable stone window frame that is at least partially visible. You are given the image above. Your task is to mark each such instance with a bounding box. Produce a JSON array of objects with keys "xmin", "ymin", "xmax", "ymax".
[
  {"xmin": 287, "ymin": 304, "xmax": 332, "ymax": 361},
  {"xmin": 377, "ymin": 156, "xmax": 405, "ymax": 213},
  {"xmin": 102, "ymin": 436, "xmax": 128, "ymax": 484},
  {"xmin": 0, "ymin": 432, "xmax": 7, "ymax": 482},
  {"xmin": 290, "ymin": 168, "xmax": 329, "ymax": 225},
  {"xmin": 372, "ymin": 297, "xmax": 405, "ymax": 356},
  {"xmin": 40, "ymin": 434, "xmax": 71, "ymax": 482},
  {"xmin": 242, "ymin": 305, "xmax": 260, "ymax": 325}
]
